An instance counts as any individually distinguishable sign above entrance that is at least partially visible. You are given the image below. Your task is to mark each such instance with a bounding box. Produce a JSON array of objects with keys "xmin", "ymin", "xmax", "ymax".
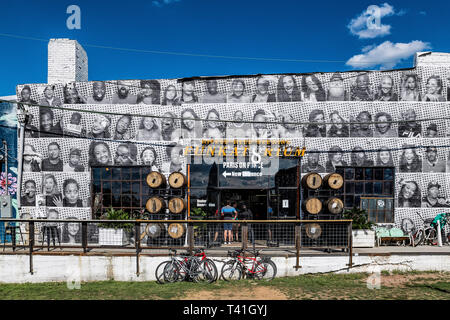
[
  {"xmin": 218, "ymin": 161, "xmax": 268, "ymax": 188},
  {"xmin": 221, "ymin": 161, "xmax": 262, "ymax": 178}
]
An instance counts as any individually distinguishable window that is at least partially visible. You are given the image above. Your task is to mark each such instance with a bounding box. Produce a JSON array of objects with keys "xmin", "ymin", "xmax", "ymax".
[
  {"xmin": 91, "ymin": 166, "xmax": 152, "ymax": 215},
  {"xmin": 336, "ymin": 166, "xmax": 395, "ymax": 223}
]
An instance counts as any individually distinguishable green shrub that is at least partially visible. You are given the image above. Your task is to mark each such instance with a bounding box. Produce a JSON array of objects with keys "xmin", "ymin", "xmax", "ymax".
[
  {"xmin": 98, "ymin": 207, "xmax": 134, "ymax": 231},
  {"xmin": 343, "ymin": 207, "xmax": 374, "ymax": 230}
]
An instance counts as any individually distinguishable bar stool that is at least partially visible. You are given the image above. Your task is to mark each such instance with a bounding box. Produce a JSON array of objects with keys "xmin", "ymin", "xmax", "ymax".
[
  {"xmin": 2, "ymin": 223, "xmax": 25, "ymax": 252},
  {"xmin": 41, "ymin": 225, "xmax": 61, "ymax": 251}
]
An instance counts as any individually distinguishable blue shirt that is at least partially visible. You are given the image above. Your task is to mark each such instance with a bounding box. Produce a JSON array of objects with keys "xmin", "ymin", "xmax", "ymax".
[{"xmin": 221, "ymin": 206, "xmax": 236, "ymax": 218}]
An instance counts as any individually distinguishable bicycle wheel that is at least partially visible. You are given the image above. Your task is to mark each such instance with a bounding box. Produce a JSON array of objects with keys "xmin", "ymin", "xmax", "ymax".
[
  {"xmin": 196, "ymin": 259, "xmax": 218, "ymax": 283},
  {"xmin": 412, "ymin": 229, "xmax": 424, "ymax": 247},
  {"xmin": 155, "ymin": 260, "xmax": 171, "ymax": 284},
  {"xmin": 221, "ymin": 260, "xmax": 242, "ymax": 281},
  {"xmin": 254, "ymin": 259, "xmax": 277, "ymax": 281},
  {"xmin": 426, "ymin": 228, "xmax": 437, "ymax": 245},
  {"xmin": 164, "ymin": 260, "xmax": 184, "ymax": 283}
]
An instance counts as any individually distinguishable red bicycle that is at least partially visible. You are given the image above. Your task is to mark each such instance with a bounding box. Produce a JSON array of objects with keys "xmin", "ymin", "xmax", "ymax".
[
  {"xmin": 156, "ymin": 248, "xmax": 218, "ymax": 284},
  {"xmin": 221, "ymin": 249, "xmax": 277, "ymax": 281}
]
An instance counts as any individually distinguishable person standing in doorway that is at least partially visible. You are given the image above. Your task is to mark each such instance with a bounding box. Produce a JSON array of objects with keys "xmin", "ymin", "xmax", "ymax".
[
  {"xmin": 239, "ymin": 204, "xmax": 253, "ymax": 244},
  {"xmin": 221, "ymin": 200, "xmax": 237, "ymax": 245}
]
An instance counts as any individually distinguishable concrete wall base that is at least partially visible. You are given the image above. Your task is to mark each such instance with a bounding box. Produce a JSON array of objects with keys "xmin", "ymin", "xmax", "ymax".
[{"xmin": 0, "ymin": 254, "xmax": 449, "ymax": 283}]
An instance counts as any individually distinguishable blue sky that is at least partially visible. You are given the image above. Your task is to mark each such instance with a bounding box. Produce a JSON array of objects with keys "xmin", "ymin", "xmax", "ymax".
[{"xmin": 0, "ymin": 0, "xmax": 449, "ymax": 95}]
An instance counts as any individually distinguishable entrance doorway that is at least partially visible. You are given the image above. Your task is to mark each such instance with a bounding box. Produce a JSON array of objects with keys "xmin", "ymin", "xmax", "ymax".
[{"xmin": 219, "ymin": 189, "xmax": 268, "ymax": 220}]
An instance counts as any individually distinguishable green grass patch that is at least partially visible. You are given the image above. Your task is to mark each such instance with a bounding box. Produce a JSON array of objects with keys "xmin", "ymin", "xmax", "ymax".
[{"xmin": 0, "ymin": 272, "xmax": 449, "ymax": 300}]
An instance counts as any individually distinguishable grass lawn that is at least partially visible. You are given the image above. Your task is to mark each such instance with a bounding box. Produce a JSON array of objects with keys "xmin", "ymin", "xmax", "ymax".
[{"xmin": 0, "ymin": 271, "xmax": 449, "ymax": 300}]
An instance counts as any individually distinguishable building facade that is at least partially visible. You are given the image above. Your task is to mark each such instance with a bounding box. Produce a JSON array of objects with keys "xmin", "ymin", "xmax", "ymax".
[{"xmin": 13, "ymin": 40, "xmax": 450, "ymax": 241}]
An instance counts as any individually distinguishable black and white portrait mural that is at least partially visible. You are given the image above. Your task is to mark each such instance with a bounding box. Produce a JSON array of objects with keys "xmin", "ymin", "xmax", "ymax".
[{"xmin": 15, "ymin": 65, "xmax": 450, "ymax": 231}]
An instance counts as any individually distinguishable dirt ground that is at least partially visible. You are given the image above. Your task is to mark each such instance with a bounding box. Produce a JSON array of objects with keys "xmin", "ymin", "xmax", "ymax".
[
  {"xmin": 180, "ymin": 286, "xmax": 288, "ymax": 300},
  {"xmin": 178, "ymin": 272, "xmax": 450, "ymax": 300},
  {"xmin": 374, "ymin": 272, "xmax": 447, "ymax": 288}
]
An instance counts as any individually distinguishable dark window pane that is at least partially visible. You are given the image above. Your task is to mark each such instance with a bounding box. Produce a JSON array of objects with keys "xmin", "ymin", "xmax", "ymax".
[
  {"xmin": 377, "ymin": 211, "xmax": 385, "ymax": 223},
  {"xmin": 102, "ymin": 181, "xmax": 111, "ymax": 194},
  {"xmin": 112, "ymin": 181, "xmax": 121, "ymax": 194},
  {"xmin": 93, "ymin": 168, "xmax": 101, "ymax": 180},
  {"xmin": 93, "ymin": 180, "xmax": 101, "ymax": 193},
  {"xmin": 122, "ymin": 181, "xmax": 130, "ymax": 194},
  {"xmin": 345, "ymin": 168, "xmax": 354, "ymax": 180},
  {"xmin": 112, "ymin": 167, "xmax": 121, "ymax": 179},
  {"xmin": 345, "ymin": 195, "xmax": 354, "ymax": 208},
  {"xmin": 374, "ymin": 168, "xmax": 383, "ymax": 180},
  {"xmin": 112, "ymin": 194, "xmax": 121, "ymax": 207},
  {"xmin": 384, "ymin": 168, "xmax": 393, "ymax": 180},
  {"xmin": 369, "ymin": 211, "xmax": 376, "ymax": 222},
  {"xmin": 132, "ymin": 168, "xmax": 141, "ymax": 180},
  {"xmin": 383, "ymin": 181, "xmax": 393, "ymax": 195},
  {"xmin": 132, "ymin": 182, "xmax": 140, "ymax": 194},
  {"xmin": 122, "ymin": 168, "xmax": 131, "ymax": 180},
  {"xmin": 355, "ymin": 196, "xmax": 361, "ymax": 207},
  {"xmin": 369, "ymin": 199, "xmax": 376, "ymax": 210},
  {"xmin": 355, "ymin": 168, "xmax": 364, "ymax": 180},
  {"xmin": 131, "ymin": 194, "xmax": 140, "ymax": 207},
  {"xmin": 365, "ymin": 168, "xmax": 373, "ymax": 180},
  {"xmin": 102, "ymin": 194, "xmax": 112, "ymax": 207},
  {"xmin": 121, "ymin": 195, "xmax": 131, "ymax": 207},
  {"xmin": 374, "ymin": 182, "xmax": 382, "ymax": 195},
  {"xmin": 335, "ymin": 167, "xmax": 345, "ymax": 175},
  {"xmin": 365, "ymin": 182, "xmax": 373, "ymax": 194},
  {"xmin": 142, "ymin": 185, "xmax": 150, "ymax": 196},
  {"xmin": 355, "ymin": 182, "xmax": 364, "ymax": 194},
  {"xmin": 102, "ymin": 168, "xmax": 111, "ymax": 180},
  {"xmin": 345, "ymin": 182, "xmax": 355, "ymax": 193}
]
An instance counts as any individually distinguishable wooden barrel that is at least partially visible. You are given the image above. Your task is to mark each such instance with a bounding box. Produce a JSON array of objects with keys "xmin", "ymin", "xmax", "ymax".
[
  {"xmin": 145, "ymin": 196, "xmax": 166, "ymax": 214},
  {"xmin": 322, "ymin": 173, "xmax": 344, "ymax": 190},
  {"xmin": 167, "ymin": 223, "xmax": 185, "ymax": 239},
  {"xmin": 146, "ymin": 171, "xmax": 166, "ymax": 189},
  {"xmin": 168, "ymin": 172, "xmax": 187, "ymax": 189},
  {"xmin": 168, "ymin": 197, "xmax": 186, "ymax": 214},
  {"xmin": 305, "ymin": 223, "xmax": 322, "ymax": 240},
  {"xmin": 303, "ymin": 198, "xmax": 322, "ymax": 215},
  {"xmin": 301, "ymin": 173, "xmax": 322, "ymax": 190},
  {"xmin": 145, "ymin": 223, "xmax": 165, "ymax": 239},
  {"xmin": 325, "ymin": 197, "xmax": 344, "ymax": 214}
]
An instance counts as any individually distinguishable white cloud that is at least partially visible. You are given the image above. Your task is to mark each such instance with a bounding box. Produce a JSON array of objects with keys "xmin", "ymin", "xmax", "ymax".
[
  {"xmin": 348, "ymin": 3, "xmax": 403, "ymax": 39},
  {"xmin": 346, "ymin": 40, "xmax": 431, "ymax": 69}
]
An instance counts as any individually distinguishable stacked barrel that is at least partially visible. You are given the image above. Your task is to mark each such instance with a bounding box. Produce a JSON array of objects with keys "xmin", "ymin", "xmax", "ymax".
[
  {"xmin": 301, "ymin": 172, "xmax": 344, "ymax": 219},
  {"xmin": 301, "ymin": 172, "xmax": 344, "ymax": 245},
  {"xmin": 144, "ymin": 171, "xmax": 187, "ymax": 245}
]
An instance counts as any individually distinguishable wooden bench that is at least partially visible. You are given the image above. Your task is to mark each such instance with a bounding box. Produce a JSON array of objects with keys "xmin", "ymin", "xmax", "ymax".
[{"xmin": 376, "ymin": 236, "xmax": 412, "ymax": 247}]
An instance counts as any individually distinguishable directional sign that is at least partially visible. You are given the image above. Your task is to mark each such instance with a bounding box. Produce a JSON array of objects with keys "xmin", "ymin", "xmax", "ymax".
[{"xmin": 218, "ymin": 161, "xmax": 268, "ymax": 188}]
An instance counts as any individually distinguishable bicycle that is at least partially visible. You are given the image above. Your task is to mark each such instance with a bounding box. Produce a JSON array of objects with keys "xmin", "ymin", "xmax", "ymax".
[
  {"xmin": 410, "ymin": 212, "xmax": 439, "ymax": 246},
  {"xmin": 159, "ymin": 248, "xmax": 217, "ymax": 284},
  {"xmin": 221, "ymin": 249, "xmax": 277, "ymax": 281}
]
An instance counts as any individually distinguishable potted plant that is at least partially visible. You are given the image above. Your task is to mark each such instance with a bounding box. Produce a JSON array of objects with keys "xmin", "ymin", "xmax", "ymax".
[
  {"xmin": 190, "ymin": 208, "xmax": 207, "ymax": 245},
  {"xmin": 98, "ymin": 207, "xmax": 134, "ymax": 246},
  {"xmin": 343, "ymin": 207, "xmax": 375, "ymax": 248}
]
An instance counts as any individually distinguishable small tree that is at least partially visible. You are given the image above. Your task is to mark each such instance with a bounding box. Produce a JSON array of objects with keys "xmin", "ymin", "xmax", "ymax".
[{"xmin": 343, "ymin": 207, "xmax": 374, "ymax": 230}]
